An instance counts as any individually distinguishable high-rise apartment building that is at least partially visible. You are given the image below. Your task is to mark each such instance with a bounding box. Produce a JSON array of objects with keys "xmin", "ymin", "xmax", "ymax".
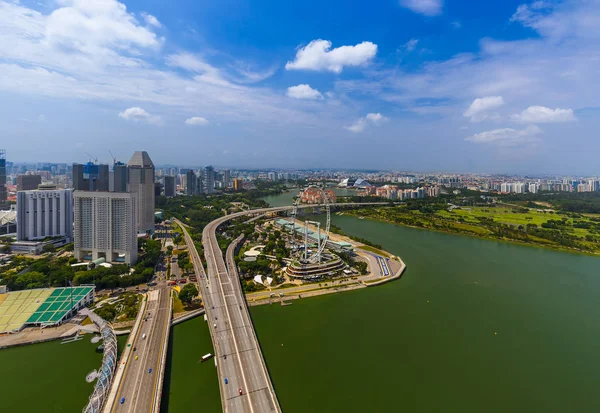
[
  {"xmin": 17, "ymin": 188, "xmax": 73, "ymax": 241},
  {"xmin": 17, "ymin": 175, "xmax": 42, "ymax": 191},
  {"xmin": 203, "ymin": 166, "xmax": 215, "ymax": 194},
  {"xmin": 73, "ymin": 191, "xmax": 137, "ymax": 264},
  {"xmin": 127, "ymin": 151, "xmax": 155, "ymax": 234},
  {"xmin": 73, "ymin": 162, "xmax": 109, "ymax": 191},
  {"xmin": 164, "ymin": 176, "xmax": 176, "ymax": 197},
  {"xmin": 0, "ymin": 149, "xmax": 6, "ymax": 203}
]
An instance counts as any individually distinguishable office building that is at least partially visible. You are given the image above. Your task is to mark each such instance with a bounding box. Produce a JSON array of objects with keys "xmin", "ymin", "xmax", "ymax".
[
  {"xmin": 16, "ymin": 174, "xmax": 42, "ymax": 191},
  {"xmin": 203, "ymin": 166, "xmax": 215, "ymax": 194},
  {"xmin": 164, "ymin": 176, "xmax": 176, "ymax": 197},
  {"xmin": 186, "ymin": 170, "xmax": 197, "ymax": 195},
  {"xmin": 73, "ymin": 162, "xmax": 109, "ymax": 191},
  {"xmin": 127, "ymin": 151, "xmax": 155, "ymax": 234},
  {"xmin": 110, "ymin": 162, "xmax": 127, "ymax": 193},
  {"xmin": 0, "ymin": 150, "xmax": 6, "ymax": 203},
  {"xmin": 154, "ymin": 182, "xmax": 162, "ymax": 197},
  {"xmin": 16, "ymin": 188, "xmax": 73, "ymax": 241},
  {"xmin": 73, "ymin": 191, "xmax": 137, "ymax": 265}
]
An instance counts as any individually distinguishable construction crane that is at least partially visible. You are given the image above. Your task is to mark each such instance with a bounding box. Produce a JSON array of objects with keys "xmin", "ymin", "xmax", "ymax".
[
  {"xmin": 109, "ymin": 150, "xmax": 118, "ymax": 165},
  {"xmin": 85, "ymin": 152, "xmax": 98, "ymax": 164}
]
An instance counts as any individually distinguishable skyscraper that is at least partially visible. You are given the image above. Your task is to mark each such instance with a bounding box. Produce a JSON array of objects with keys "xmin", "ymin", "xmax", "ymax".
[
  {"xmin": 203, "ymin": 165, "xmax": 215, "ymax": 194},
  {"xmin": 73, "ymin": 162, "xmax": 109, "ymax": 191},
  {"xmin": 164, "ymin": 176, "xmax": 176, "ymax": 197},
  {"xmin": 186, "ymin": 170, "xmax": 196, "ymax": 195},
  {"xmin": 111, "ymin": 162, "xmax": 127, "ymax": 192},
  {"xmin": 0, "ymin": 150, "xmax": 6, "ymax": 203},
  {"xmin": 127, "ymin": 151, "xmax": 155, "ymax": 234},
  {"xmin": 73, "ymin": 191, "xmax": 137, "ymax": 265},
  {"xmin": 17, "ymin": 188, "xmax": 73, "ymax": 241}
]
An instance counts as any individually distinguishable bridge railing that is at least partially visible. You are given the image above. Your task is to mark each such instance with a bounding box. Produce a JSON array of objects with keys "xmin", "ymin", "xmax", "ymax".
[{"xmin": 82, "ymin": 309, "xmax": 118, "ymax": 413}]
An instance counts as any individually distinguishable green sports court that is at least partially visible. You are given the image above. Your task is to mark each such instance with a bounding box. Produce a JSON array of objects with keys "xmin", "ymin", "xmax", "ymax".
[{"xmin": 0, "ymin": 287, "xmax": 95, "ymax": 333}]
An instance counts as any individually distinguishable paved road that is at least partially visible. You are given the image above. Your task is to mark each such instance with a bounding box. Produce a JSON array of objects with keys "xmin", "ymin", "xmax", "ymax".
[
  {"xmin": 111, "ymin": 284, "xmax": 171, "ymax": 413},
  {"xmin": 176, "ymin": 203, "xmax": 387, "ymax": 413}
]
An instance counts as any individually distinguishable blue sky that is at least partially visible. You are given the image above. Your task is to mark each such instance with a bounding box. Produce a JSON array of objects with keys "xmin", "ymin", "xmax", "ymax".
[{"xmin": 0, "ymin": 0, "xmax": 598, "ymax": 174}]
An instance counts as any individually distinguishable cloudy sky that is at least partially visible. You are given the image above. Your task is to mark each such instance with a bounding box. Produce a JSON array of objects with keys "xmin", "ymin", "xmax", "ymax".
[{"xmin": 1, "ymin": 0, "xmax": 598, "ymax": 174}]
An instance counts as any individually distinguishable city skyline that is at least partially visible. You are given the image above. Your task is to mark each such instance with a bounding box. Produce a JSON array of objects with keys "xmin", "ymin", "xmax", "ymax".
[{"xmin": 1, "ymin": 0, "xmax": 599, "ymax": 174}]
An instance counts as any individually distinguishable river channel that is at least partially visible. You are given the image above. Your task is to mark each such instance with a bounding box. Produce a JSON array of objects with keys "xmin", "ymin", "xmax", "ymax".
[{"xmin": 250, "ymin": 191, "xmax": 600, "ymax": 412}]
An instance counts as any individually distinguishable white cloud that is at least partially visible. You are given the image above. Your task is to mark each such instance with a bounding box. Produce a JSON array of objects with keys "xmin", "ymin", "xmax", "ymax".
[
  {"xmin": 510, "ymin": 105, "xmax": 576, "ymax": 123},
  {"xmin": 118, "ymin": 107, "xmax": 162, "ymax": 125},
  {"xmin": 346, "ymin": 113, "xmax": 388, "ymax": 133},
  {"xmin": 399, "ymin": 0, "xmax": 443, "ymax": 16},
  {"xmin": 165, "ymin": 52, "xmax": 238, "ymax": 88},
  {"xmin": 286, "ymin": 84, "xmax": 323, "ymax": 100},
  {"xmin": 403, "ymin": 39, "xmax": 419, "ymax": 52},
  {"xmin": 285, "ymin": 39, "xmax": 377, "ymax": 73},
  {"xmin": 463, "ymin": 96, "xmax": 505, "ymax": 122},
  {"xmin": 346, "ymin": 118, "xmax": 367, "ymax": 133},
  {"xmin": 366, "ymin": 112, "xmax": 388, "ymax": 124},
  {"xmin": 141, "ymin": 12, "xmax": 161, "ymax": 28},
  {"xmin": 450, "ymin": 20, "xmax": 462, "ymax": 29},
  {"xmin": 466, "ymin": 125, "xmax": 542, "ymax": 145},
  {"xmin": 45, "ymin": 0, "xmax": 161, "ymax": 53},
  {"xmin": 184, "ymin": 116, "xmax": 209, "ymax": 125}
]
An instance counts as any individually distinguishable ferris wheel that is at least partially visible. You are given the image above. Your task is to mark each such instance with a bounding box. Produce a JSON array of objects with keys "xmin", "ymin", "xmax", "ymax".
[{"xmin": 289, "ymin": 186, "xmax": 331, "ymax": 264}]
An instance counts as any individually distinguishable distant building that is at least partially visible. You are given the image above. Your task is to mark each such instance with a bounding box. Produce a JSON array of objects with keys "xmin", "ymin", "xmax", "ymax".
[
  {"xmin": 298, "ymin": 187, "xmax": 336, "ymax": 204},
  {"xmin": 222, "ymin": 169, "xmax": 231, "ymax": 186},
  {"xmin": 0, "ymin": 149, "xmax": 7, "ymax": 203},
  {"xmin": 16, "ymin": 174, "xmax": 42, "ymax": 191},
  {"xmin": 164, "ymin": 176, "xmax": 176, "ymax": 197},
  {"xmin": 268, "ymin": 172, "xmax": 277, "ymax": 181},
  {"xmin": 73, "ymin": 191, "xmax": 137, "ymax": 265},
  {"xmin": 127, "ymin": 151, "xmax": 155, "ymax": 234},
  {"xmin": 528, "ymin": 183, "xmax": 538, "ymax": 194},
  {"xmin": 233, "ymin": 178, "xmax": 243, "ymax": 191},
  {"xmin": 154, "ymin": 182, "xmax": 162, "ymax": 197},
  {"xmin": 186, "ymin": 170, "xmax": 197, "ymax": 195},
  {"xmin": 203, "ymin": 166, "xmax": 215, "ymax": 194},
  {"xmin": 16, "ymin": 188, "xmax": 73, "ymax": 241},
  {"xmin": 73, "ymin": 162, "xmax": 109, "ymax": 191}
]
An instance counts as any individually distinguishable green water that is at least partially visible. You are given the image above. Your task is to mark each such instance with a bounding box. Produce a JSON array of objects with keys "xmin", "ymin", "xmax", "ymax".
[
  {"xmin": 0, "ymin": 335, "xmax": 128, "ymax": 412},
  {"xmin": 161, "ymin": 317, "xmax": 220, "ymax": 413},
  {"xmin": 251, "ymin": 198, "xmax": 600, "ymax": 412}
]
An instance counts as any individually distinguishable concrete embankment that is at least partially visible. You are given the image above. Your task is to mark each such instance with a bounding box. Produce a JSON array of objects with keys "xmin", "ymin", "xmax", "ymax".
[{"xmin": 171, "ymin": 309, "xmax": 205, "ymax": 326}]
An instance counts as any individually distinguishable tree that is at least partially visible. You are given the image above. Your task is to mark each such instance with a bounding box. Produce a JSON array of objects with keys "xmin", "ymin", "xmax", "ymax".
[
  {"xmin": 42, "ymin": 243, "xmax": 56, "ymax": 253},
  {"xmin": 179, "ymin": 283, "xmax": 198, "ymax": 305}
]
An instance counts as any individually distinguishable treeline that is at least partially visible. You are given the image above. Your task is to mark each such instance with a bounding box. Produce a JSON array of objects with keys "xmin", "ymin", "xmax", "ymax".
[
  {"xmin": 0, "ymin": 239, "xmax": 163, "ymax": 291},
  {"xmin": 501, "ymin": 191, "xmax": 600, "ymax": 214}
]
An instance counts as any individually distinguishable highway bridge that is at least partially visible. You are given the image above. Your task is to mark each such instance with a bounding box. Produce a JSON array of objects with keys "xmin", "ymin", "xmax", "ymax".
[
  {"xmin": 177, "ymin": 202, "xmax": 387, "ymax": 413},
  {"xmin": 109, "ymin": 284, "xmax": 172, "ymax": 413}
]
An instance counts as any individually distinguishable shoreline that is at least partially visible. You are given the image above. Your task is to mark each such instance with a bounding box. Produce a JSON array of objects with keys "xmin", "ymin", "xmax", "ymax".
[
  {"xmin": 245, "ymin": 255, "xmax": 406, "ymax": 307},
  {"xmin": 344, "ymin": 211, "xmax": 600, "ymax": 257}
]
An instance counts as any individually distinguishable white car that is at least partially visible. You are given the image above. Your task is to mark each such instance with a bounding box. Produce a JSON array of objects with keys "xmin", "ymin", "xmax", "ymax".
[{"xmin": 142, "ymin": 333, "xmax": 146, "ymax": 340}]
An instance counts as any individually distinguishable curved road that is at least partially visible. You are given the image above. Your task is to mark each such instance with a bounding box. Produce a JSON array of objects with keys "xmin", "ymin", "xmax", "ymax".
[{"xmin": 177, "ymin": 202, "xmax": 388, "ymax": 413}]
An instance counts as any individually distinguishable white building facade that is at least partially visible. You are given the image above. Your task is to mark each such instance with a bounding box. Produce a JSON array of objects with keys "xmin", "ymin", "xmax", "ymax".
[
  {"xmin": 73, "ymin": 191, "xmax": 137, "ymax": 265},
  {"xmin": 16, "ymin": 189, "xmax": 73, "ymax": 241}
]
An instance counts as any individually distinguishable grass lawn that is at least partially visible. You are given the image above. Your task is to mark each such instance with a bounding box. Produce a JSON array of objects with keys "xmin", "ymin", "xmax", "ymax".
[
  {"xmin": 359, "ymin": 245, "xmax": 391, "ymax": 257},
  {"xmin": 172, "ymin": 294, "xmax": 185, "ymax": 314}
]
